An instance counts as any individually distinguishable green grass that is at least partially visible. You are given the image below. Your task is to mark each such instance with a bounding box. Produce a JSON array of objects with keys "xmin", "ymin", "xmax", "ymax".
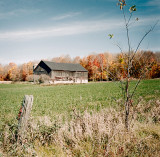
[{"xmin": 0, "ymin": 79, "xmax": 159, "ymax": 131}]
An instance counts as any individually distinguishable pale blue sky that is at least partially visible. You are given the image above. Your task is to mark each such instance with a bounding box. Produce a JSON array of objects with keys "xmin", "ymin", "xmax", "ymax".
[{"xmin": 0, "ymin": 0, "xmax": 159, "ymax": 64}]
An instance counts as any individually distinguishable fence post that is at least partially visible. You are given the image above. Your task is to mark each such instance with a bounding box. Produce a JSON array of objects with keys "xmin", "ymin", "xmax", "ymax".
[{"xmin": 18, "ymin": 95, "xmax": 33, "ymax": 140}]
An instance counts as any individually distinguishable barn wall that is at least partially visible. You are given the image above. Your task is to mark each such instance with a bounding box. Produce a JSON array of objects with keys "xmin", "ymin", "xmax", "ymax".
[
  {"xmin": 34, "ymin": 65, "xmax": 50, "ymax": 76},
  {"xmin": 34, "ymin": 65, "xmax": 88, "ymax": 84},
  {"xmin": 51, "ymin": 71, "xmax": 74, "ymax": 78},
  {"xmin": 51, "ymin": 71, "xmax": 88, "ymax": 78},
  {"xmin": 51, "ymin": 70, "xmax": 88, "ymax": 83},
  {"xmin": 73, "ymin": 72, "xmax": 88, "ymax": 77},
  {"xmin": 34, "ymin": 61, "xmax": 52, "ymax": 76},
  {"xmin": 54, "ymin": 79, "xmax": 88, "ymax": 84}
]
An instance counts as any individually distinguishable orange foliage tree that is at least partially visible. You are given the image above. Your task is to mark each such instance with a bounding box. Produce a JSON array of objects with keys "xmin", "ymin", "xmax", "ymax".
[{"xmin": 0, "ymin": 51, "xmax": 159, "ymax": 82}]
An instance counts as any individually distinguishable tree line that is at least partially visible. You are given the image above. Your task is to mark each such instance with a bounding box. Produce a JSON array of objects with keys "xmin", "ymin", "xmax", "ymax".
[{"xmin": 0, "ymin": 50, "xmax": 160, "ymax": 82}]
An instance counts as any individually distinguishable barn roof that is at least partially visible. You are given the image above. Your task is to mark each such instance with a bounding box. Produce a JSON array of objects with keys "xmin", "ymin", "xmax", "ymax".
[{"xmin": 41, "ymin": 60, "xmax": 88, "ymax": 72}]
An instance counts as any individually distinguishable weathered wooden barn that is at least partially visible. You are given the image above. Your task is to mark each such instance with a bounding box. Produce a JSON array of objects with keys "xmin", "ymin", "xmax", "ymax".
[{"xmin": 34, "ymin": 60, "xmax": 88, "ymax": 84}]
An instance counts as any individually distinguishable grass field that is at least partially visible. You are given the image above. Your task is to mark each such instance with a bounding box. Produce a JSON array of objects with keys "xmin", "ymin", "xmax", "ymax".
[
  {"xmin": 0, "ymin": 79, "xmax": 160, "ymax": 127},
  {"xmin": 0, "ymin": 79, "xmax": 160, "ymax": 156}
]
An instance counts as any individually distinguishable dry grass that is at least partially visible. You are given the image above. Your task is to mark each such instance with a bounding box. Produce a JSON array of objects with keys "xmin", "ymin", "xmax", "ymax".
[{"xmin": 1, "ymin": 98, "xmax": 160, "ymax": 157}]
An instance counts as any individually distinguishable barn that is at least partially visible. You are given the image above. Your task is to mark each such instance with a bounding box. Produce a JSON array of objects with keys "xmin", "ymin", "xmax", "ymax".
[{"xmin": 34, "ymin": 60, "xmax": 88, "ymax": 84}]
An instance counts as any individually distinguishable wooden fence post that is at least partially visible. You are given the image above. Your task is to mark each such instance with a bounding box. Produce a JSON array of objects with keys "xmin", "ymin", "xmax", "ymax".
[{"xmin": 18, "ymin": 95, "xmax": 33, "ymax": 140}]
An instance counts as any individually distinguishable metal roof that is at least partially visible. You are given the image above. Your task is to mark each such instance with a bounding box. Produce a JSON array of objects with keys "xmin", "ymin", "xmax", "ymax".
[{"xmin": 42, "ymin": 60, "xmax": 88, "ymax": 72}]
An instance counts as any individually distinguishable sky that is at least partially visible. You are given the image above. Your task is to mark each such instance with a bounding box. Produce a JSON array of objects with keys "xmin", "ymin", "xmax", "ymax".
[{"xmin": 0, "ymin": 0, "xmax": 159, "ymax": 65}]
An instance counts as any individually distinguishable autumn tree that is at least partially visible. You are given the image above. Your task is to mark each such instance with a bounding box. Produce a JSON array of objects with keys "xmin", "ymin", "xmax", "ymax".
[
  {"xmin": 73, "ymin": 56, "xmax": 81, "ymax": 63},
  {"xmin": 19, "ymin": 62, "xmax": 34, "ymax": 81},
  {"xmin": 104, "ymin": 52, "xmax": 114, "ymax": 80},
  {"xmin": 155, "ymin": 52, "xmax": 160, "ymax": 63},
  {"xmin": 52, "ymin": 55, "xmax": 72, "ymax": 63},
  {"xmin": 86, "ymin": 55, "xmax": 96, "ymax": 81},
  {"xmin": 0, "ymin": 64, "xmax": 3, "ymax": 81},
  {"xmin": 97, "ymin": 53, "xmax": 107, "ymax": 81},
  {"xmin": 3, "ymin": 63, "xmax": 19, "ymax": 81}
]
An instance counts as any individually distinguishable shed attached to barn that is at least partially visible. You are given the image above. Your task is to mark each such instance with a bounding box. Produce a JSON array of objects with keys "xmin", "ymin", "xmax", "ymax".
[{"xmin": 34, "ymin": 60, "xmax": 88, "ymax": 84}]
